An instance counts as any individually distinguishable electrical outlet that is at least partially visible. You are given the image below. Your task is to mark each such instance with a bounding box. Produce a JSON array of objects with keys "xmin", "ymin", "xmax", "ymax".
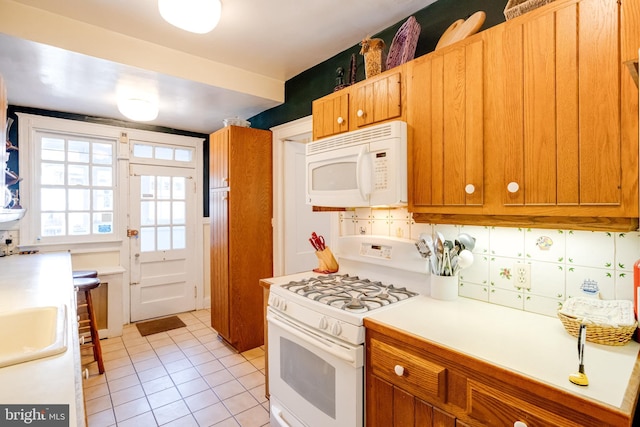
[{"xmin": 514, "ymin": 262, "xmax": 531, "ymax": 290}]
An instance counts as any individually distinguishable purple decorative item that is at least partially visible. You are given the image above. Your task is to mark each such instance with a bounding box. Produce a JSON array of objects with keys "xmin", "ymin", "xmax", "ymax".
[
  {"xmin": 349, "ymin": 53, "xmax": 357, "ymax": 85},
  {"xmin": 386, "ymin": 16, "xmax": 421, "ymax": 70}
]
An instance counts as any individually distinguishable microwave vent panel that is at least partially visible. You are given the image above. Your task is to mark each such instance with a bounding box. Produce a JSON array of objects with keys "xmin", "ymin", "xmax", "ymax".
[{"xmin": 307, "ymin": 121, "xmax": 403, "ymax": 155}]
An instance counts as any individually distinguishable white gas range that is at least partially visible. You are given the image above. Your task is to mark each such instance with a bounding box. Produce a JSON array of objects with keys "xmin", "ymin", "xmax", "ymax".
[{"xmin": 266, "ymin": 235, "xmax": 429, "ymax": 427}]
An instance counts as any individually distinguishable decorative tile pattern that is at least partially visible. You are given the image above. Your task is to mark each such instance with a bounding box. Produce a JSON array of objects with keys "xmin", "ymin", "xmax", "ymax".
[
  {"xmin": 340, "ymin": 210, "xmax": 637, "ymax": 317},
  {"xmin": 83, "ymin": 310, "xmax": 269, "ymax": 427}
]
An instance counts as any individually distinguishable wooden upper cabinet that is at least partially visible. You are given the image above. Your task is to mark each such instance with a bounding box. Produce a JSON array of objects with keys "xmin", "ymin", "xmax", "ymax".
[
  {"xmin": 352, "ymin": 71, "xmax": 403, "ymax": 128},
  {"xmin": 407, "ymin": 38, "xmax": 484, "ymax": 211},
  {"xmin": 499, "ymin": 0, "xmax": 629, "ymax": 210},
  {"xmin": 312, "ymin": 68, "xmax": 404, "ymax": 140},
  {"xmin": 312, "ymin": 91, "xmax": 350, "ymax": 140}
]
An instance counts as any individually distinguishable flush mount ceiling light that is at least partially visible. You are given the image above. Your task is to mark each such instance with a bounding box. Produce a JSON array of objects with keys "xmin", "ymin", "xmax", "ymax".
[
  {"xmin": 117, "ymin": 98, "xmax": 159, "ymax": 122},
  {"xmin": 158, "ymin": 0, "xmax": 222, "ymax": 34}
]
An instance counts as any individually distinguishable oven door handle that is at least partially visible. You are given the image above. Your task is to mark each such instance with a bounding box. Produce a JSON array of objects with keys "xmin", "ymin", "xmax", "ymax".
[
  {"xmin": 271, "ymin": 405, "xmax": 293, "ymax": 427},
  {"xmin": 267, "ymin": 311, "xmax": 358, "ymax": 366}
]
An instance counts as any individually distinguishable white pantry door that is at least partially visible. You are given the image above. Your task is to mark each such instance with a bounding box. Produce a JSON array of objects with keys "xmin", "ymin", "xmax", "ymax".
[{"xmin": 129, "ymin": 164, "xmax": 197, "ymax": 321}]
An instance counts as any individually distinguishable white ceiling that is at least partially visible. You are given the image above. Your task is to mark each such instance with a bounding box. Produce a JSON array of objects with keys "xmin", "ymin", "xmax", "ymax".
[{"xmin": 0, "ymin": 0, "xmax": 437, "ymax": 134}]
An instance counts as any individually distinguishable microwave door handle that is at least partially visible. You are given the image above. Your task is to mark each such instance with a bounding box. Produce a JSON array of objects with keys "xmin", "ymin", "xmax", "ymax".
[{"xmin": 356, "ymin": 146, "xmax": 372, "ymax": 201}]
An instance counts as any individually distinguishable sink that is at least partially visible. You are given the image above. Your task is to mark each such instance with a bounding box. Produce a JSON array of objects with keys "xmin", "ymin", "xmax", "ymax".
[{"xmin": 0, "ymin": 305, "xmax": 68, "ymax": 368}]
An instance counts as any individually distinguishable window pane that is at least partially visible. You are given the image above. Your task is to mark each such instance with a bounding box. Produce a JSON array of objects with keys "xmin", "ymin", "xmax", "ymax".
[
  {"xmin": 68, "ymin": 164, "xmax": 89, "ymax": 186},
  {"xmin": 93, "ymin": 143, "xmax": 113, "ymax": 164},
  {"xmin": 68, "ymin": 140, "xmax": 90, "ymax": 163},
  {"xmin": 157, "ymin": 226, "xmax": 171, "ymax": 250},
  {"xmin": 41, "ymin": 163, "xmax": 65, "ymax": 185},
  {"xmin": 93, "ymin": 189, "xmax": 113, "ymax": 210},
  {"xmin": 174, "ymin": 149, "xmax": 192, "ymax": 162},
  {"xmin": 68, "ymin": 189, "xmax": 90, "ymax": 211},
  {"xmin": 155, "ymin": 147, "xmax": 173, "ymax": 160},
  {"xmin": 133, "ymin": 144, "xmax": 153, "ymax": 158},
  {"xmin": 173, "ymin": 201, "xmax": 185, "ymax": 225},
  {"xmin": 140, "ymin": 227, "xmax": 155, "ymax": 252},
  {"xmin": 173, "ymin": 177, "xmax": 185, "ymax": 200},
  {"xmin": 69, "ymin": 212, "xmax": 90, "ymax": 235},
  {"xmin": 141, "ymin": 176, "xmax": 155, "ymax": 199},
  {"xmin": 141, "ymin": 201, "xmax": 156, "ymax": 226},
  {"xmin": 93, "ymin": 212, "xmax": 113, "ymax": 234},
  {"xmin": 173, "ymin": 226, "xmax": 185, "ymax": 249},
  {"xmin": 41, "ymin": 213, "xmax": 66, "ymax": 236},
  {"xmin": 92, "ymin": 166, "xmax": 112, "ymax": 187},
  {"xmin": 157, "ymin": 201, "xmax": 171, "ymax": 225},
  {"xmin": 41, "ymin": 188, "xmax": 66, "ymax": 211},
  {"xmin": 157, "ymin": 176, "xmax": 171, "ymax": 199},
  {"xmin": 41, "ymin": 138, "xmax": 65, "ymax": 161}
]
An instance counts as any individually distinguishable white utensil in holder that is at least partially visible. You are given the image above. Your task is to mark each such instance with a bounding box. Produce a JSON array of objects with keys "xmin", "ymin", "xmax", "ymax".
[{"xmin": 430, "ymin": 274, "xmax": 459, "ymax": 301}]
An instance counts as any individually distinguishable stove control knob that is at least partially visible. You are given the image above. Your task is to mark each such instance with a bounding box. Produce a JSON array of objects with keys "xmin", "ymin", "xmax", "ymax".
[
  {"xmin": 331, "ymin": 322, "xmax": 342, "ymax": 336},
  {"xmin": 319, "ymin": 317, "xmax": 329, "ymax": 330},
  {"xmin": 279, "ymin": 300, "xmax": 287, "ymax": 311}
]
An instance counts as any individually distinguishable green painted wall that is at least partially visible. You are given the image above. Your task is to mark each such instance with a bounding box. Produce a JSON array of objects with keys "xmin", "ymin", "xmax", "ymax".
[{"xmin": 249, "ymin": 0, "xmax": 507, "ymax": 130}]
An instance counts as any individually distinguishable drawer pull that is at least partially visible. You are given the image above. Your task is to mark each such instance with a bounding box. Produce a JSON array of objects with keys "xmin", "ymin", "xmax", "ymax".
[
  {"xmin": 394, "ymin": 365, "xmax": 405, "ymax": 376},
  {"xmin": 514, "ymin": 422, "xmax": 528, "ymax": 427}
]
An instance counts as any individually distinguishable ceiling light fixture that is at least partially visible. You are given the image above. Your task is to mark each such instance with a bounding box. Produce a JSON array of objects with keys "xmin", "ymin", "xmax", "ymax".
[
  {"xmin": 158, "ymin": 0, "xmax": 222, "ymax": 34},
  {"xmin": 117, "ymin": 98, "xmax": 159, "ymax": 122}
]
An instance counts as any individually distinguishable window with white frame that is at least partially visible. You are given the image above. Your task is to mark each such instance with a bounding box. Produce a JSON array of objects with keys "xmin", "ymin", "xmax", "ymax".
[{"xmin": 36, "ymin": 130, "xmax": 116, "ymax": 241}]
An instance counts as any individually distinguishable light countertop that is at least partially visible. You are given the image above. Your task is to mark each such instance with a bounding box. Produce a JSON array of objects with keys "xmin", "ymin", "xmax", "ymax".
[
  {"xmin": 0, "ymin": 253, "xmax": 84, "ymax": 426},
  {"xmin": 366, "ymin": 295, "xmax": 640, "ymax": 410}
]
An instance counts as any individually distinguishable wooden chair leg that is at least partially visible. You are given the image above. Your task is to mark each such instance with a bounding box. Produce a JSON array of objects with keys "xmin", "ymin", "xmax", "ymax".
[{"xmin": 84, "ymin": 289, "xmax": 104, "ymax": 374}]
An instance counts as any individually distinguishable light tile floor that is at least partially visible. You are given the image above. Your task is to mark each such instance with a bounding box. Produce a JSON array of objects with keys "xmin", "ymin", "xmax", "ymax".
[{"xmin": 82, "ymin": 309, "xmax": 269, "ymax": 427}]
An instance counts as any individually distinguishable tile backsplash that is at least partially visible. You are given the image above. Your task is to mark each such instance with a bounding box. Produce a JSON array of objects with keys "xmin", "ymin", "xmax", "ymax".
[{"xmin": 339, "ymin": 208, "xmax": 640, "ymax": 318}]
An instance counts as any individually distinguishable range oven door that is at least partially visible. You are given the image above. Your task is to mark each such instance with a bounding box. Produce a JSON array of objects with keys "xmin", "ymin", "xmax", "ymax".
[{"xmin": 267, "ymin": 308, "xmax": 364, "ymax": 427}]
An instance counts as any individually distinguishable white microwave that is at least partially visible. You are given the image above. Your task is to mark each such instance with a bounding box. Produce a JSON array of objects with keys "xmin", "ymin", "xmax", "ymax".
[{"xmin": 306, "ymin": 120, "xmax": 407, "ymax": 207}]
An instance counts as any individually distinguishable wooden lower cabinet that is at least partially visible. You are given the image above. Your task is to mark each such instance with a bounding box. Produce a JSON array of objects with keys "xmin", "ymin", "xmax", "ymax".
[{"xmin": 365, "ymin": 319, "xmax": 636, "ymax": 427}]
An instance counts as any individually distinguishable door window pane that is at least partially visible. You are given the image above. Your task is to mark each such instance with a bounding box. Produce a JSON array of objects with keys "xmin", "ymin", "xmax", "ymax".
[
  {"xmin": 157, "ymin": 201, "xmax": 171, "ymax": 225},
  {"xmin": 157, "ymin": 226, "xmax": 171, "ymax": 250},
  {"xmin": 133, "ymin": 144, "xmax": 153, "ymax": 158},
  {"xmin": 156, "ymin": 147, "xmax": 173, "ymax": 160},
  {"xmin": 157, "ymin": 176, "xmax": 171, "ymax": 199},
  {"xmin": 173, "ymin": 226, "xmax": 185, "ymax": 249},
  {"xmin": 141, "ymin": 201, "xmax": 155, "ymax": 226},
  {"xmin": 173, "ymin": 177, "xmax": 186, "ymax": 200},
  {"xmin": 173, "ymin": 201, "xmax": 185, "ymax": 225},
  {"xmin": 141, "ymin": 176, "xmax": 155, "ymax": 199},
  {"xmin": 141, "ymin": 227, "xmax": 155, "ymax": 252},
  {"xmin": 175, "ymin": 149, "xmax": 192, "ymax": 162}
]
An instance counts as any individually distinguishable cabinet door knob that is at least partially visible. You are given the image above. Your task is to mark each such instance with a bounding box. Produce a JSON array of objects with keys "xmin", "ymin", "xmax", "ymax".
[
  {"xmin": 394, "ymin": 365, "xmax": 405, "ymax": 376},
  {"xmin": 465, "ymin": 184, "xmax": 475, "ymax": 194},
  {"xmin": 513, "ymin": 422, "xmax": 528, "ymax": 427},
  {"xmin": 507, "ymin": 182, "xmax": 520, "ymax": 193},
  {"xmin": 357, "ymin": 109, "xmax": 364, "ymax": 118},
  {"xmin": 337, "ymin": 116, "xmax": 344, "ymax": 124}
]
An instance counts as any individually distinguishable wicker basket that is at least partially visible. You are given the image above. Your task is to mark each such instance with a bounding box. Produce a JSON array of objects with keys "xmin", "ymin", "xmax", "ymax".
[
  {"xmin": 504, "ymin": 0, "xmax": 555, "ymax": 20},
  {"xmin": 386, "ymin": 16, "xmax": 421, "ymax": 70},
  {"xmin": 557, "ymin": 311, "xmax": 637, "ymax": 346}
]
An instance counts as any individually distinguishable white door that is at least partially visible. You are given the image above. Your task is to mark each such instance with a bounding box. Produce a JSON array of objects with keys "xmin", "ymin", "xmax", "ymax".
[
  {"xmin": 284, "ymin": 139, "xmax": 332, "ymax": 274},
  {"xmin": 129, "ymin": 164, "xmax": 197, "ymax": 321}
]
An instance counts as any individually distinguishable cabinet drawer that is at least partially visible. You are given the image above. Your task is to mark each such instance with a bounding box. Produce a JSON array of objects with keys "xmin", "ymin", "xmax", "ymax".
[
  {"xmin": 369, "ymin": 337, "xmax": 447, "ymax": 403},
  {"xmin": 467, "ymin": 380, "xmax": 579, "ymax": 427}
]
